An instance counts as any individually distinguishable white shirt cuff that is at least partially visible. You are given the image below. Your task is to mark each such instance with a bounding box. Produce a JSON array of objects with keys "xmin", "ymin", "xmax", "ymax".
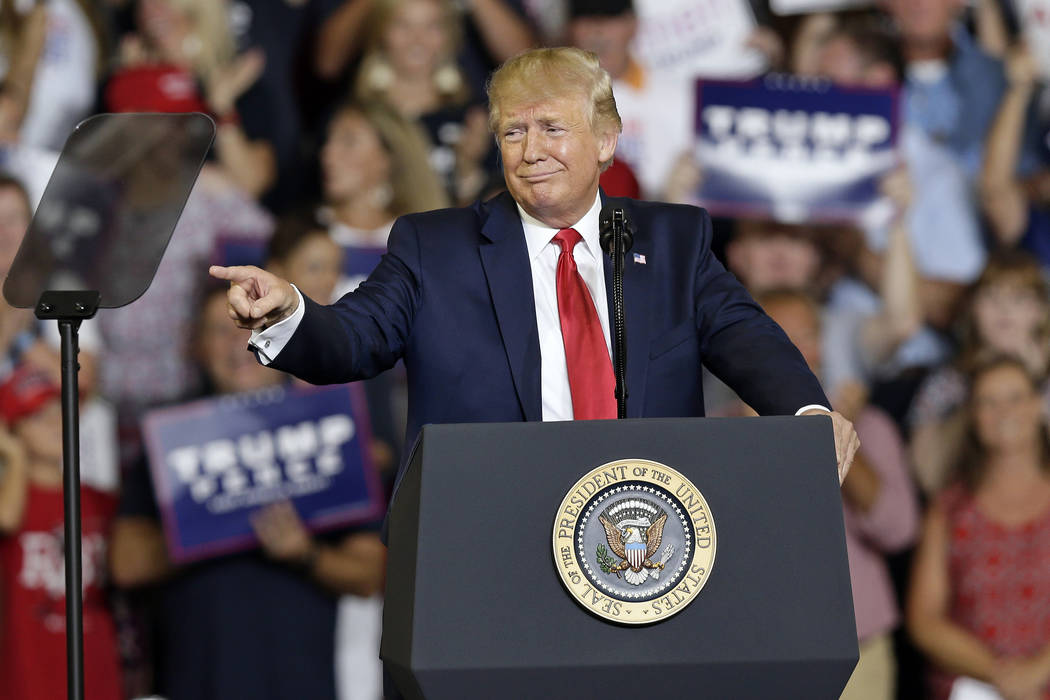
[
  {"xmin": 249, "ymin": 285, "xmax": 305, "ymax": 365},
  {"xmin": 795, "ymin": 404, "xmax": 832, "ymax": 416}
]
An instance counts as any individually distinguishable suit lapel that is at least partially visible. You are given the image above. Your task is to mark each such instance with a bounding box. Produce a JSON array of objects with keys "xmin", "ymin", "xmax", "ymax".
[
  {"xmin": 478, "ymin": 192, "xmax": 543, "ymax": 422},
  {"xmin": 601, "ymin": 196, "xmax": 652, "ymax": 417}
]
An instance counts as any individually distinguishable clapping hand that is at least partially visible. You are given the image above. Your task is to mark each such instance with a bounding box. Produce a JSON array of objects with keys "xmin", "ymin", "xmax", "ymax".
[{"xmin": 250, "ymin": 501, "xmax": 316, "ymax": 567}]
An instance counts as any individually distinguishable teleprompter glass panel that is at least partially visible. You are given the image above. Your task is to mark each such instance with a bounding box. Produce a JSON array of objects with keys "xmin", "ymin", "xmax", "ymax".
[{"xmin": 3, "ymin": 112, "xmax": 215, "ymax": 309}]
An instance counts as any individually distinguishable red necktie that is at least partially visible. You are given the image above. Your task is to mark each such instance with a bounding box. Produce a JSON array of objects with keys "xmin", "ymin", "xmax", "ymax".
[{"xmin": 552, "ymin": 228, "xmax": 616, "ymax": 420}]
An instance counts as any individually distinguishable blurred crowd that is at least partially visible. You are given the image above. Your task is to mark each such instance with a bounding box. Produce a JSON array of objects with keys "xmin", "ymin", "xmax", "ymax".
[{"xmin": 0, "ymin": 0, "xmax": 1049, "ymax": 699}]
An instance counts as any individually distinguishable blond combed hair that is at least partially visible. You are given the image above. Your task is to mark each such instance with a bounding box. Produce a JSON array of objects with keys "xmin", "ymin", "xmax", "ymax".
[{"xmin": 486, "ymin": 47, "xmax": 622, "ymax": 139}]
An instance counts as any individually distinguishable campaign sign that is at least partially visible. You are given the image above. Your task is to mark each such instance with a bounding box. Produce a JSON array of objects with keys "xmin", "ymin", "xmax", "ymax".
[
  {"xmin": 337, "ymin": 244, "xmax": 386, "ymax": 295},
  {"xmin": 213, "ymin": 235, "xmax": 266, "ymax": 269},
  {"xmin": 142, "ymin": 383, "xmax": 384, "ymax": 563},
  {"xmin": 695, "ymin": 74, "xmax": 899, "ymax": 223}
]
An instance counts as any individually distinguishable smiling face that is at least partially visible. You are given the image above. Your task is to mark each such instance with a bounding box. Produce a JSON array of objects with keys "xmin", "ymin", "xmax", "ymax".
[
  {"xmin": 321, "ymin": 110, "xmax": 392, "ymax": 205},
  {"xmin": 971, "ymin": 363, "xmax": 1044, "ymax": 455},
  {"xmin": 497, "ymin": 93, "xmax": 617, "ymax": 229},
  {"xmin": 973, "ymin": 279, "xmax": 1048, "ymax": 358},
  {"xmin": 381, "ymin": 0, "xmax": 449, "ymax": 79}
]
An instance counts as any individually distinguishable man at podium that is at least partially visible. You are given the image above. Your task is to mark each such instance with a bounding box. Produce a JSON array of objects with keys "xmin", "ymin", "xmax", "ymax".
[{"xmin": 210, "ymin": 47, "xmax": 859, "ymax": 485}]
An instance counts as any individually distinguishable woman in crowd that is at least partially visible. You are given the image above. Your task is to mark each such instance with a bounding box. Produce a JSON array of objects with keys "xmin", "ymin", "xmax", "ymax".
[
  {"xmin": 909, "ymin": 251, "xmax": 1050, "ymax": 494},
  {"xmin": 908, "ymin": 356, "xmax": 1050, "ymax": 700},
  {"xmin": 109, "ymin": 284, "xmax": 387, "ymax": 700},
  {"xmin": 320, "ymin": 100, "xmax": 448, "ymax": 287},
  {"xmin": 353, "ymin": 0, "xmax": 498, "ymax": 204},
  {"xmin": 102, "ymin": 0, "xmax": 275, "ymax": 198}
]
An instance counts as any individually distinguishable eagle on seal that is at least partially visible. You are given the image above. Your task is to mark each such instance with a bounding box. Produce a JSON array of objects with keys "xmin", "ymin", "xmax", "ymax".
[{"xmin": 599, "ymin": 511, "xmax": 669, "ymax": 586}]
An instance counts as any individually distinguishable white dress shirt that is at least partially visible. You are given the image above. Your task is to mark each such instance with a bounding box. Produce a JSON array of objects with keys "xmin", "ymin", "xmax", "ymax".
[
  {"xmin": 519, "ymin": 192, "xmax": 612, "ymax": 421},
  {"xmin": 250, "ymin": 190, "xmax": 827, "ymax": 419}
]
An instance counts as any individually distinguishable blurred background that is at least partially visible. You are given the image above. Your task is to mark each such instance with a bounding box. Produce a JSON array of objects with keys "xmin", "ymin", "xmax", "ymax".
[{"xmin": 1, "ymin": 0, "xmax": 1049, "ymax": 699}]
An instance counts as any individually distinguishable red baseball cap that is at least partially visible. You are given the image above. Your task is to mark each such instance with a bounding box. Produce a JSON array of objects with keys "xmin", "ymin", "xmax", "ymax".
[{"xmin": 0, "ymin": 364, "xmax": 60, "ymax": 427}]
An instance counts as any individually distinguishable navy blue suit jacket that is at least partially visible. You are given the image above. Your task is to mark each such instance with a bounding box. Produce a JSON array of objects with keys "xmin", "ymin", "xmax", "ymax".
[{"xmin": 271, "ymin": 191, "xmax": 828, "ymax": 460}]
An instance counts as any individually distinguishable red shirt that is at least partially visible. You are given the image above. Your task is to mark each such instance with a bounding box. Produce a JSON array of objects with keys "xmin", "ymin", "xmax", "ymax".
[
  {"xmin": 0, "ymin": 483, "xmax": 122, "ymax": 700},
  {"xmin": 929, "ymin": 484, "xmax": 1050, "ymax": 700}
]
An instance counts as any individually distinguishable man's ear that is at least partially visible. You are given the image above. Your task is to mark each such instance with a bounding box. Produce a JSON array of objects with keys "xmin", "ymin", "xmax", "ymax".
[{"xmin": 597, "ymin": 129, "xmax": 618, "ymax": 164}]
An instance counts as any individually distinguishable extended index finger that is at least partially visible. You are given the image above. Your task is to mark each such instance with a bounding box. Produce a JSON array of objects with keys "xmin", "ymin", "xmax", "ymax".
[{"xmin": 209, "ymin": 265, "xmax": 264, "ymax": 285}]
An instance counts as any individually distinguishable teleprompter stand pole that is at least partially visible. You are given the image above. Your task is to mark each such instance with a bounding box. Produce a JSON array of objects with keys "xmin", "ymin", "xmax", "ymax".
[{"xmin": 35, "ymin": 289, "xmax": 100, "ymax": 700}]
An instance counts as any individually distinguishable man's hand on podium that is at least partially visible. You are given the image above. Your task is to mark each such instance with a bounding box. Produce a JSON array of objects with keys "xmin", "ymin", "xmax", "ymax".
[
  {"xmin": 209, "ymin": 265, "xmax": 299, "ymax": 331},
  {"xmin": 801, "ymin": 408, "xmax": 859, "ymax": 485}
]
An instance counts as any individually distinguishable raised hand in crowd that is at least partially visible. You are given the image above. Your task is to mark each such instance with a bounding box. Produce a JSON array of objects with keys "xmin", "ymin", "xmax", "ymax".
[
  {"xmin": 454, "ymin": 105, "xmax": 494, "ymax": 203},
  {"xmin": 205, "ymin": 49, "xmax": 267, "ymax": 122},
  {"xmin": 858, "ymin": 167, "xmax": 922, "ymax": 366},
  {"xmin": 662, "ymin": 152, "xmax": 702, "ymax": 205},
  {"xmin": 0, "ymin": 1, "xmax": 47, "ymax": 144},
  {"xmin": 981, "ymin": 41, "xmax": 1042, "ymax": 248},
  {"xmin": 745, "ymin": 25, "xmax": 785, "ymax": 72}
]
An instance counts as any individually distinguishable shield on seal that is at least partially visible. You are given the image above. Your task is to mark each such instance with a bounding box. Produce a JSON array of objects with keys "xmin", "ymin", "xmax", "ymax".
[{"xmin": 626, "ymin": 541, "xmax": 646, "ymax": 570}]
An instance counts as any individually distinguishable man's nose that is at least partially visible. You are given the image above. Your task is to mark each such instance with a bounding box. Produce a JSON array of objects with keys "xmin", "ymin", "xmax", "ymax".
[{"xmin": 522, "ymin": 130, "xmax": 546, "ymax": 163}]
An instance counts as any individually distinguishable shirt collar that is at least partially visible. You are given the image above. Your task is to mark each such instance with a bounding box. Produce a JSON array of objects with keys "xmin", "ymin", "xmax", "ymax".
[{"xmin": 518, "ymin": 191, "xmax": 603, "ymax": 262}]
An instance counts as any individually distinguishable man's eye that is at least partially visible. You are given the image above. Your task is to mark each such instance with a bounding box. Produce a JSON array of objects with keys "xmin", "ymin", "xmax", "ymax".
[
  {"xmin": 546, "ymin": 127, "xmax": 564, "ymax": 134},
  {"xmin": 504, "ymin": 129, "xmax": 523, "ymax": 141}
]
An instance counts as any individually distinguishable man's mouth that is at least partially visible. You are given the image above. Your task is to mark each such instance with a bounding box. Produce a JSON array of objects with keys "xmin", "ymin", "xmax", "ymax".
[{"xmin": 520, "ymin": 171, "xmax": 559, "ymax": 182}]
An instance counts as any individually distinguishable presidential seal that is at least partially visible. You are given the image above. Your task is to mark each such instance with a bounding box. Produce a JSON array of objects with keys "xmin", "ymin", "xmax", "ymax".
[{"xmin": 551, "ymin": 459, "xmax": 716, "ymax": 624}]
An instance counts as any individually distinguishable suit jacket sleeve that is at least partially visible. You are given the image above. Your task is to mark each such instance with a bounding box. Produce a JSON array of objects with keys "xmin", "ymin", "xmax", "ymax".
[
  {"xmin": 691, "ymin": 210, "xmax": 829, "ymax": 415},
  {"xmin": 268, "ymin": 215, "xmax": 422, "ymax": 384}
]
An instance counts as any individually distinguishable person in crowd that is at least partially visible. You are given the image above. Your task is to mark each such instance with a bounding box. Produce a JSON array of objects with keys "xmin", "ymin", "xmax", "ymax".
[
  {"xmin": 221, "ymin": 0, "xmax": 353, "ymax": 211},
  {"xmin": 909, "ymin": 251, "xmax": 1050, "ymax": 495},
  {"xmin": 352, "ymin": 0, "xmax": 502, "ymax": 204},
  {"xmin": 109, "ymin": 284, "xmax": 387, "ymax": 700},
  {"xmin": 0, "ymin": 173, "xmax": 117, "ymax": 493},
  {"xmin": 813, "ymin": 13, "xmax": 984, "ymax": 420},
  {"xmin": 0, "ymin": 0, "xmax": 105, "ymax": 150},
  {"xmin": 266, "ymin": 215, "xmax": 345, "ymax": 308},
  {"xmin": 320, "ymin": 100, "xmax": 448, "ymax": 270},
  {"xmin": 321, "ymin": 0, "xmax": 536, "ymax": 100},
  {"xmin": 565, "ymin": 0, "xmax": 684, "ymax": 201},
  {"xmin": 103, "ymin": 0, "xmax": 275, "ymax": 199},
  {"xmin": 883, "ymin": 0, "xmax": 1010, "ymax": 182},
  {"xmin": 264, "ymin": 214, "xmax": 400, "ymax": 474},
  {"xmin": 758, "ymin": 288, "xmax": 919, "ymax": 700},
  {"xmin": 0, "ymin": 365, "xmax": 122, "ymax": 700},
  {"xmin": 265, "ymin": 216, "xmax": 391, "ymax": 700},
  {"xmin": 981, "ymin": 41, "xmax": 1050, "ymax": 269},
  {"xmin": 212, "ymin": 46, "xmax": 859, "ymax": 492},
  {"xmin": 908, "ymin": 355, "xmax": 1050, "ymax": 700},
  {"xmin": 720, "ymin": 190, "xmax": 921, "ymax": 413}
]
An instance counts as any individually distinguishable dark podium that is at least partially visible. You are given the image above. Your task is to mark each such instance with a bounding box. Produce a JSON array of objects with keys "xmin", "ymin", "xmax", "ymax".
[{"xmin": 382, "ymin": 416, "xmax": 858, "ymax": 699}]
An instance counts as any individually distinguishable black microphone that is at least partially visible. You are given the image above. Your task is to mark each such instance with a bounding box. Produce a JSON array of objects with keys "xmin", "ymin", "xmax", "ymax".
[{"xmin": 599, "ymin": 206, "xmax": 634, "ymax": 255}]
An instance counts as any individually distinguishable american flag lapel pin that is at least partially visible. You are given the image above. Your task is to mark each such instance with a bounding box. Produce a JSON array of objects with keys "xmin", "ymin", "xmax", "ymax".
[{"xmin": 633, "ymin": 252, "xmax": 646, "ymax": 265}]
